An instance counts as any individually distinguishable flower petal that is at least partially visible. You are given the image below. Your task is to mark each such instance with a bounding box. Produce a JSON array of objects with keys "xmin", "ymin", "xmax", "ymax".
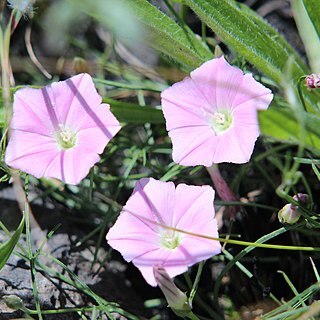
[
  {"xmin": 12, "ymin": 88, "xmax": 56, "ymax": 134},
  {"xmin": 232, "ymin": 73, "xmax": 273, "ymax": 109},
  {"xmin": 169, "ymin": 126, "xmax": 216, "ymax": 166},
  {"xmin": 173, "ymin": 184, "xmax": 215, "ymax": 228},
  {"xmin": 161, "ymin": 99, "xmax": 210, "ymax": 131},
  {"xmin": 76, "ymin": 104, "xmax": 121, "ymax": 153},
  {"xmin": 50, "ymin": 73, "xmax": 102, "ymax": 127},
  {"xmin": 5, "ymin": 130, "xmax": 59, "ymax": 178},
  {"xmin": 161, "ymin": 76, "xmax": 214, "ymax": 117},
  {"xmin": 106, "ymin": 210, "xmax": 160, "ymax": 263},
  {"xmin": 190, "ymin": 56, "xmax": 244, "ymax": 110},
  {"xmin": 121, "ymin": 178, "xmax": 176, "ymax": 229}
]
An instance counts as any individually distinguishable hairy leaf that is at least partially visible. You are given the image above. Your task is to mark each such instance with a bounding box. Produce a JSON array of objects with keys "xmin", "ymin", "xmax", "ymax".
[
  {"xmin": 303, "ymin": 0, "xmax": 320, "ymax": 40},
  {"xmin": 184, "ymin": 0, "xmax": 308, "ymax": 83},
  {"xmin": 124, "ymin": 0, "xmax": 213, "ymax": 69},
  {"xmin": 259, "ymin": 106, "xmax": 320, "ymax": 155}
]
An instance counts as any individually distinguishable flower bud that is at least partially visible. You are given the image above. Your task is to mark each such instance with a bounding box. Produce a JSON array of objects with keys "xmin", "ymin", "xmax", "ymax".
[
  {"xmin": 3, "ymin": 295, "xmax": 24, "ymax": 310},
  {"xmin": 306, "ymin": 74, "xmax": 320, "ymax": 89},
  {"xmin": 293, "ymin": 193, "xmax": 308, "ymax": 204},
  {"xmin": 153, "ymin": 267, "xmax": 192, "ymax": 317},
  {"xmin": 278, "ymin": 203, "xmax": 301, "ymax": 224},
  {"xmin": 73, "ymin": 57, "xmax": 89, "ymax": 74},
  {"xmin": 7, "ymin": 0, "xmax": 35, "ymax": 15}
]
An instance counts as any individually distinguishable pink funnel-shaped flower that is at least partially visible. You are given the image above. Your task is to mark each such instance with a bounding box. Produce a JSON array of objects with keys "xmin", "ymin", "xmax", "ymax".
[
  {"xmin": 161, "ymin": 56, "xmax": 273, "ymax": 166},
  {"xmin": 5, "ymin": 73, "xmax": 121, "ymax": 184},
  {"xmin": 106, "ymin": 178, "xmax": 221, "ymax": 286}
]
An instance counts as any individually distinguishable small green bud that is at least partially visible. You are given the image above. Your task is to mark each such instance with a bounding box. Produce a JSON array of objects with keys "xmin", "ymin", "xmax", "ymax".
[{"xmin": 3, "ymin": 295, "xmax": 24, "ymax": 310}]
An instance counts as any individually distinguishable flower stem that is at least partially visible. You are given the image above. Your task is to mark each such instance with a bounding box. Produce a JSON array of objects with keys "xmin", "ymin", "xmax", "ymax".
[
  {"xmin": 206, "ymin": 164, "xmax": 238, "ymax": 219},
  {"xmin": 187, "ymin": 311, "xmax": 201, "ymax": 320}
]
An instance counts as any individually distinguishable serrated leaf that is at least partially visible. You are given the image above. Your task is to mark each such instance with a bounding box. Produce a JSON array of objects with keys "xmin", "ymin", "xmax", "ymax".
[
  {"xmin": 259, "ymin": 106, "xmax": 320, "ymax": 155},
  {"xmin": 184, "ymin": 0, "xmax": 308, "ymax": 84},
  {"xmin": 0, "ymin": 217, "xmax": 24, "ymax": 270}
]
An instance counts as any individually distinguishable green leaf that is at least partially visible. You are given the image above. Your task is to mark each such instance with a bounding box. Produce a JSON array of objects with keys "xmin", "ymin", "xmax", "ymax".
[
  {"xmin": 123, "ymin": 0, "xmax": 213, "ymax": 69},
  {"xmin": 184, "ymin": 0, "xmax": 308, "ymax": 84},
  {"xmin": 105, "ymin": 98, "xmax": 165, "ymax": 124},
  {"xmin": 0, "ymin": 217, "xmax": 24, "ymax": 270},
  {"xmin": 292, "ymin": 0, "xmax": 320, "ymax": 73},
  {"xmin": 303, "ymin": 0, "xmax": 320, "ymax": 40},
  {"xmin": 258, "ymin": 105, "xmax": 320, "ymax": 154}
]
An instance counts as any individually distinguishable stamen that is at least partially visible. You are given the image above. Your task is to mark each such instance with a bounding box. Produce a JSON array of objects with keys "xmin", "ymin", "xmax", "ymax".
[
  {"xmin": 210, "ymin": 110, "xmax": 233, "ymax": 134},
  {"xmin": 161, "ymin": 230, "xmax": 181, "ymax": 250},
  {"xmin": 56, "ymin": 125, "xmax": 77, "ymax": 149}
]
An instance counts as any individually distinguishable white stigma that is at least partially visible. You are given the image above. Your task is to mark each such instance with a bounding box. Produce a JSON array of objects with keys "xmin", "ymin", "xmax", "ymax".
[
  {"xmin": 213, "ymin": 112, "xmax": 226, "ymax": 125},
  {"xmin": 60, "ymin": 130, "xmax": 73, "ymax": 143},
  {"xmin": 56, "ymin": 124, "xmax": 77, "ymax": 149}
]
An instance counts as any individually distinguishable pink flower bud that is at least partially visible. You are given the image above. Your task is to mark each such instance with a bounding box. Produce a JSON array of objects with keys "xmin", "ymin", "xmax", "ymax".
[
  {"xmin": 153, "ymin": 267, "xmax": 192, "ymax": 317},
  {"xmin": 278, "ymin": 204, "xmax": 301, "ymax": 224},
  {"xmin": 292, "ymin": 193, "xmax": 308, "ymax": 204},
  {"xmin": 306, "ymin": 74, "xmax": 320, "ymax": 89}
]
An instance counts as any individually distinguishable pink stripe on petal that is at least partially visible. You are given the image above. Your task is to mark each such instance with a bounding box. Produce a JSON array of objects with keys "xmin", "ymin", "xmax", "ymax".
[
  {"xmin": 63, "ymin": 74, "xmax": 102, "ymax": 128},
  {"xmin": 232, "ymin": 73, "xmax": 273, "ymax": 108},
  {"xmin": 5, "ymin": 131, "xmax": 57, "ymax": 162},
  {"xmin": 106, "ymin": 210, "xmax": 160, "ymax": 243},
  {"xmin": 174, "ymin": 184, "xmax": 215, "ymax": 228},
  {"xmin": 161, "ymin": 100, "xmax": 210, "ymax": 131},
  {"xmin": 169, "ymin": 126, "xmax": 216, "ymax": 166},
  {"xmin": 161, "ymin": 76, "xmax": 214, "ymax": 114},
  {"xmin": 179, "ymin": 236, "xmax": 221, "ymax": 261},
  {"xmin": 123, "ymin": 178, "xmax": 176, "ymax": 228},
  {"xmin": 13, "ymin": 91, "xmax": 55, "ymax": 134},
  {"xmin": 108, "ymin": 237, "xmax": 160, "ymax": 263},
  {"xmin": 212, "ymin": 129, "xmax": 250, "ymax": 163}
]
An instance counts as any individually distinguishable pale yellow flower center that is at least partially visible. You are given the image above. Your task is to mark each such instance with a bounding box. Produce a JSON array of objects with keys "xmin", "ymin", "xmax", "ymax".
[
  {"xmin": 210, "ymin": 110, "xmax": 233, "ymax": 133},
  {"xmin": 56, "ymin": 125, "xmax": 77, "ymax": 149},
  {"xmin": 161, "ymin": 230, "xmax": 181, "ymax": 250}
]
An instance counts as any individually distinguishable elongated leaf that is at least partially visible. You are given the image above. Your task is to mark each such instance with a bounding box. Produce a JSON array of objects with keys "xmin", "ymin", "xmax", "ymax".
[
  {"xmin": 258, "ymin": 106, "xmax": 320, "ymax": 155},
  {"xmin": 184, "ymin": 0, "xmax": 308, "ymax": 84},
  {"xmin": 303, "ymin": 0, "xmax": 320, "ymax": 39},
  {"xmin": 122, "ymin": 0, "xmax": 213, "ymax": 69},
  {"xmin": 105, "ymin": 98, "xmax": 165, "ymax": 124},
  {"xmin": 72, "ymin": 0, "xmax": 213, "ymax": 70},
  {"xmin": 292, "ymin": 0, "xmax": 320, "ymax": 73},
  {"xmin": 0, "ymin": 217, "xmax": 24, "ymax": 270}
]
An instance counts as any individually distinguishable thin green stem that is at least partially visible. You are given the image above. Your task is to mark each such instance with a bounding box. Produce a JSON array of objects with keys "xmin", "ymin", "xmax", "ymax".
[
  {"xmin": 187, "ymin": 311, "xmax": 201, "ymax": 320},
  {"xmin": 189, "ymin": 261, "xmax": 204, "ymax": 305},
  {"xmin": 213, "ymin": 222, "xmax": 305, "ymax": 305},
  {"xmin": 93, "ymin": 78, "xmax": 165, "ymax": 92}
]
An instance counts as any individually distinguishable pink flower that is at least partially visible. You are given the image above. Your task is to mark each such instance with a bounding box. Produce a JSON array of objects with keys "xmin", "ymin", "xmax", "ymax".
[
  {"xmin": 5, "ymin": 73, "xmax": 121, "ymax": 185},
  {"xmin": 161, "ymin": 56, "xmax": 273, "ymax": 166},
  {"xmin": 106, "ymin": 177, "xmax": 221, "ymax": 286}
]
